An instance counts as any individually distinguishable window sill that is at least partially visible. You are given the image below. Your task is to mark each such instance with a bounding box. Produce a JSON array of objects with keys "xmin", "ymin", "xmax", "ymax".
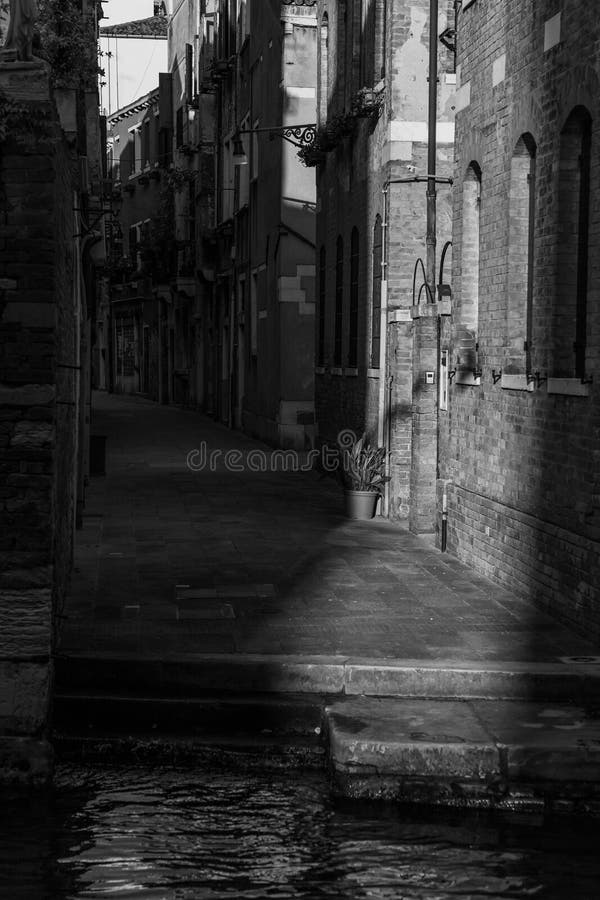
[
  {"xmin": 454, "ymin": 369, "xmax": 481, "ymax": 386},
  {"xmin": 330, "ymin": 367, "xmax": 343, "ymax": 376},
  {"xmin": 501, "ymin": 373, "xmax": 534, "ymax": 392},
  {"xmin": 315, "ymin": 366, "xmax": 326, "ymax": 375},
  {"xmin": 547, "ymin": 378, "xmax": 591, "ymax": 397},
  {"xmin": 344, "ymin": 367, "xmax": 358, "ymax": 377},
  {"xmin": 367, "ymin": 368, "xmax": 380, "ymax": 378}
]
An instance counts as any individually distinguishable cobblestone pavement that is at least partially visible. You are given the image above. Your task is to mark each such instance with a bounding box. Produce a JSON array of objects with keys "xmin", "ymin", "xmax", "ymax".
[{"xmin": 60, "ymin": 392, "xmax": 597, "ymax": 663}]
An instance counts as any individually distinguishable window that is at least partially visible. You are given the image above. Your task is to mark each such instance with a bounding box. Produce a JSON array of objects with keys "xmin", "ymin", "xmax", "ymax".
[
  {"xmin": 554, "ymin": 106, "xmax": 591, "ymax": 378},
  {"xmin": 251, "ymin": 118, "xmax": 259, "ymax": 180},
  {"xmin": 371, "ymin": 215, "xmax": 382, "ymax": 368},
  {"xmin": 334, "ymin": 236, "xmax": 344, "ymax": 366},
  {"xmin": 375, "ymin": 0, "xmax": 386, "ymax": 82},
  {"xmin": 456, "ymin": 162, "xmax": 481, "ymax": 371},
  {"xmin": 176, "ymin": 107, "xmax": 184, "ymax": 148},
  {"xmin": 349, "ymin": 0, "xmax": 362, "ymax": 102},
  {"xmin": 360, "ymin": 0, "xmax": 372, "ymax": 88},
  {"xmin": 335, "ymin": 2, "xmax": 347, "ymax": 113},
  {"xmin": 317, "ymin": 247, "xmax": 327, "ymax": 366},
  {"xmin": 185, "ymin": 43, "xmax": 193, "ymax": 100},
  {"xmin": 318, "ymin": 246, "xmax": 326, "ymax": 366},
  {"xmin": 128, "ymin": 224, "xmax": 139, "ymax": 268},
  {"xmin": 124, "ymin": 131, "xmax": 135, "ymax": 178},
  {"xmin": 349, "ymin": 227, "xmax": 359, "ymax": 367},
  {"xmin": 318, "ymin": 14, "xmax": 329, "ymax": 124},
  {"xmin": 159, "ymin": 127, "xmax": 172, "ymax": 168},
  {"xmin": 506, "ymin": 134, "xmax": 536, "ymax": 373},
  {"xmin": 250, "ymin": 272, "xmax": 258, "ymax": 357},
  {"xmin": 142, "ymin": 118, "xmax": 151, "ymax": 169}
]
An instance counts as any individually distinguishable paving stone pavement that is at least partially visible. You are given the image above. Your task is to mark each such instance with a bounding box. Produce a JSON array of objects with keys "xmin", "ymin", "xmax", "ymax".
[{"xmin": 60, "ymin": 392, "xmax": 599, "ymax": 664}]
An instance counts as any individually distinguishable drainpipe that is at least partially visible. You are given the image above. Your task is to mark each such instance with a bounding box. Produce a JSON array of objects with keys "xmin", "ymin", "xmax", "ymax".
[
  {"xmin": 426, "ymin": 0, "xmax": 438, "ymax": 298},
  {"xmin": 379, "ymin": 185, "xmax": 389, "ymax": 516},
  {"xmin": 441, "ymin": 481, "xmax": 448, "ymax": 552}
]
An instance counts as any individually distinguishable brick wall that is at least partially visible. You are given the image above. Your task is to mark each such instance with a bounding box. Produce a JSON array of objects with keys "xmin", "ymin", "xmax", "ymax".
[
  {"xmin": 0, "ymin": 66, "xmax": 79, "ymax": 784},
  {"xmin": 440, "ymin": 0, "xmax": 600, "ymax": 639}
]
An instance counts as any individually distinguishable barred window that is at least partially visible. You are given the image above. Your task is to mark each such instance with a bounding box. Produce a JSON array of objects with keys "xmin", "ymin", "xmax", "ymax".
[
  {"xmin": 370, "ymin": 215, "xmax": 382, "ymax": 368},
  {"xmin": 349, "ymin": 227, "xmax": 359, "ymax": 367},
  {"xmin": 318, "ymin": 246, "xmax": 326, "ymax": 366},
  {"xmin": 554, "ymin": 106, "xmax": 591, "ymax": 378},
  {"xmin": 334, "ymin": 236, "xmax": 344, "ymax": 367}
]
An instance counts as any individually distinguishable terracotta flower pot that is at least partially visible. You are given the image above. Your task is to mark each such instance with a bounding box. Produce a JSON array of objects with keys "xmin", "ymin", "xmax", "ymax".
[{"xmin": 344, "ymin": 489, "xmax": 379, "ymax": 520}]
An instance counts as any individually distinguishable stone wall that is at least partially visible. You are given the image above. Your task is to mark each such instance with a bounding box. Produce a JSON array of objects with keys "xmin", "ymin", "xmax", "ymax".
[
  {"xmin": 440, "ymin": 0, "xmax": 600, "ymax": 639},
  {"xmin": 0, "ymin": 65, "xmax": 79, "ymax": 784}
]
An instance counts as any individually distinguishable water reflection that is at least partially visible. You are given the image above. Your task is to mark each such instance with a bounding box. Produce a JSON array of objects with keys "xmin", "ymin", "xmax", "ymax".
[{"xmin": 1, "ymin": 765, "xmax": 599, "ymax": 899}]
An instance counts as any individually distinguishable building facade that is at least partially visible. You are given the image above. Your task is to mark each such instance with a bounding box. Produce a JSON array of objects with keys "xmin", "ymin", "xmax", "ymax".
[
  {"xmin": 314, "ymin": 0, "xmax": 456, "ymax": 527},
  {"xmin": 440, "ymin": 0, "xmax": 600, "ymax": 639},
  {"xmin": 106, "ymin": 88, "xmax": 168, "ymax": 401},
  {"xmin": 210, "ymin": 0, "xmax": 318, "ymax": 448}
]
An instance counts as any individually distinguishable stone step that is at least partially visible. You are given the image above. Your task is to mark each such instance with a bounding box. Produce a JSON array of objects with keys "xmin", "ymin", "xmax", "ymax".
[
  {"xmin": 55, "ymin": 652, "xmax": 600, "ymax": 701},
  {"xmin": 324, "ymin": 697, "xmax": 600, "ymax": 815}
]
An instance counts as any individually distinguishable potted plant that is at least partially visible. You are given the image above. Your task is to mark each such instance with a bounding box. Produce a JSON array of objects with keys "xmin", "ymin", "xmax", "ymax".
[{"xmin": 338, "ymin": 432, "xmax": 389, "ymax": 519}]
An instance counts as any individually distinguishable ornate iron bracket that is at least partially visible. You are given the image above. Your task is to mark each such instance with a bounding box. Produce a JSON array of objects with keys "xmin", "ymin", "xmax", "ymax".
[
  {"xmin": 238, "ymin": 124, "xmax": 317, "ymax": 150},
  {"xmin": 439, "ymin": 26, "xmax": 456, "ymax": 55},
  {"xmin": 273, "ymin": 124, "xmax": 317, "ymax": 148}
]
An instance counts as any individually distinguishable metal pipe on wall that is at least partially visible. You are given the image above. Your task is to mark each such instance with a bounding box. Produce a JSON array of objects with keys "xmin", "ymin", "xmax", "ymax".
[{"xmin": 426, "ymin": 0, "xmax": 439, "ymax": 299}]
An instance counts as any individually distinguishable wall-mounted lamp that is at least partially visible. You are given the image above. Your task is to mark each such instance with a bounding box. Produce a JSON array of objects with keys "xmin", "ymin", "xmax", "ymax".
[
  {"xmin": 232, "ymin": 136, "xmax": 247, "ymax": 165},
  {"xmin": 492, "ymin": 369, "xmax": 502, "ymax": 384}
]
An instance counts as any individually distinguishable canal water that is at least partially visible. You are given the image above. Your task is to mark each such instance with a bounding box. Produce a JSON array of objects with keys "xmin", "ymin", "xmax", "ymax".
[{"xmin": 1, "ymin": 763, "xmax": 599, "ymax": 899}]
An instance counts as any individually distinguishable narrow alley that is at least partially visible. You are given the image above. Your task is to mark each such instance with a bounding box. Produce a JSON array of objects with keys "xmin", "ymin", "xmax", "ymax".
[{"xmin": 62, "ymin": 392, "xmax": 596, "ymax": 666}]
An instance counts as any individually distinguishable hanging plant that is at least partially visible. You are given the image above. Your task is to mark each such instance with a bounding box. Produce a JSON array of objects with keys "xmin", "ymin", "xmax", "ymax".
[
  {"xmin": 297, "ymin": 114, "xmax": 355, "ymax": 167},
  {"xmin": 350, "ymin": 86, "xmax": 385, "ymax": 119}
]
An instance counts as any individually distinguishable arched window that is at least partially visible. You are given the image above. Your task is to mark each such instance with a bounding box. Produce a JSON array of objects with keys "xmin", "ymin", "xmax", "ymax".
[
  {"xmin": 375, "ymin": 0, "xmax": 386, "ymax": 82},
  {"xmin": 349, "ymin": 1, "xmax": 362, "ymax": 102},
  {"xmin": 334, "ymin": 236, "xmax": 344, "ymax": 367},
  {"xmin": 554, "ymin": 106, "xmax": 591, "ymax": 378},
  {"xmin": 457, "ymin": 162, "xmax": 481, "ymax": 371},
  {"xmin": 360, "ymin": 0, "xmax": 386, "ymax": 88},
  {"xmin": 506, "ymin": 134, "xmax": 536, "ymax": 373},
  {"xmin": 349, "ymin": 228, "xmax": 359, "ymax": 367},
  {"xmin": 318, "ymin": 246, "xmax": 326, "ymax": 366},
  {"xmin": 318, "ymin": 14, "xmax": 329, "ymax": 125},
  {"xmin": 371, "ymin": 215, "xmax": 382, "ymax": 368},
  {"xmin": 335, "ymin": 1, "xmax": 347, "ymax": 114}
]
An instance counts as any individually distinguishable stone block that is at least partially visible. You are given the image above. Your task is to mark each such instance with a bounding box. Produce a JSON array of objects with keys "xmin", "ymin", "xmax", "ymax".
[
  {"xmin": 0, "ymin": 589, "xmax": 52, "ymax": 656},
  {"xmin": 0, "ymin": 384, "xmax": 55, "ymax": 406},
  {"xmin": 10, "ymin": 421, "xmax": 54, "ymax": 448},
  {"xmin": 326, "ymin": 697, "xmax": 500, "ymax": 780}
]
